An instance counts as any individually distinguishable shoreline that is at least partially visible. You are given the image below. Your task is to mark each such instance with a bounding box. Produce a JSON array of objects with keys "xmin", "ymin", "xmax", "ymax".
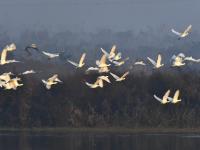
[{"xmin": 0, "ymin": 127, "xmax": 200, "ymax": 133}]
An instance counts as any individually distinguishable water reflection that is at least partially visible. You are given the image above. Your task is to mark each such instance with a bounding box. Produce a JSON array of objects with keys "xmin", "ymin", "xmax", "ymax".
[{"xmin": 0, "ymin": 131, "xmax": 199, "ymax": 150}]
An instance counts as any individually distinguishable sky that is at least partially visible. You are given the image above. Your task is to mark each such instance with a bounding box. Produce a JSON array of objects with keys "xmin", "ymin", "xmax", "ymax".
[{"xmin": 0, "ymin": 0, "xmax": 199, "ymax": 34}]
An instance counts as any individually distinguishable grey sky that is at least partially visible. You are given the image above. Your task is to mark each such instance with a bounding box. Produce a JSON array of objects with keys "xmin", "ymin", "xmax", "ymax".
[{"xmin": 0, "ymin": 0, "xmax": 199, "ymax": 34}]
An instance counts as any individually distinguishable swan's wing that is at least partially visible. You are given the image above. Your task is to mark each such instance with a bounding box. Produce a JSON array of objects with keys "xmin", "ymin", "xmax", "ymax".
[
  {"xmin": 42, "ymin": 51, "xmax": 59, "ymax": 57},
  {"xmin": 121, "ymin": 71, "xmax": 129, "ymax": 78},
  {"xmin": 173, "ymin": 90, "xmax": 180, "ymax": 100},
  {"xmin": 100, "ymin": 54, "xmax": 107, "ymax": 64},
  {"xmin": 1, "ymin": 49, "xmax": 7, "ymax": 64},
  {"xmin": 157, "ymin": 54, "xmax": 162, "ymax": 65},
  {"xmin": 163, "ymin": 90, "xmax": 171, "ymax": 101},
  {"xmin": 184, "ymin": 56, "xmax": 200, "ymax": 62},
  {"xmin": 42, "ymin": 51, "xmax": 51, "ymax": 56},
  {"xmin": 48, "ymin": 74, "xmax": 58, "ymax": 82},
  {"xmin": 110, "ymin": 72, "xmax": 120, "ymax": 80},
  {"xmin": 110, "ymin": 45, "xmax": 116, "ymax": 54},
  {"xmin": 147, "ymin": 57, "xmax": 156, "ymax": 66},
  {"xmin": 153, "ymin": 95, "xmax": 163, "ymax": 103},
  {"xmin": 184, "ymin": 24, "xmax": 192, "ymax": 33},
  {"xmin": 85, "ymin": 82, "xmax": 93, "ymax": 87},
  {"xmin": 101, "ymin": 48, "xmax": 109, "ymax": 57},
  {"xmin": 42, "ymin": 80, "xmax": 47, "ymax": 84},
  {"xmin": 79, "ymin": 53, "xmax": 86, "ymax": 65},
  {"xmin": 171, "ymin": 29, "xmax": 181, "ymax": 36},
  {"xmin": 68, "ymin": 60, "xmax": 78, "ymax": 67}
]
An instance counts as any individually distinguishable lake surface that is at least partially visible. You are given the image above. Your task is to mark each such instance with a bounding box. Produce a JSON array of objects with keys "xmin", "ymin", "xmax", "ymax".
[{"xmin": 0, "ymin": 130, "xmax": 199, "ymax": 150}]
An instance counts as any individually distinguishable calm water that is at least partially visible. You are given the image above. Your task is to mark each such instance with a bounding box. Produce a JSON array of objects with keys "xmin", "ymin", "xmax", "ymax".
[{"xmin": 0, "ymin": 131, "xmax": 199, "ymax": 150}]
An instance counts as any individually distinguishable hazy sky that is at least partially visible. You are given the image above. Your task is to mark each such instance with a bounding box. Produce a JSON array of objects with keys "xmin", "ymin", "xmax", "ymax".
[{"xmin": 0, "ymin": 0, "xmax": 199, "ymax": 34}]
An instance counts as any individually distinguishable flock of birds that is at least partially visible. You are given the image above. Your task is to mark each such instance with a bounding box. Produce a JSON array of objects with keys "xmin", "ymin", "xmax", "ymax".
[{"xmin": 0, "ymin": 25, "xmax": 196, "ymax": 104}]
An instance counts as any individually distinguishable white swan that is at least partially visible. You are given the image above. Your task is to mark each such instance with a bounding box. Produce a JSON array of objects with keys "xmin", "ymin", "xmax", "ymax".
[
  {"xmin": 85, "ymin": 78, "xmax": 104, "ymax": 88},
  {"xmin": 171, "ymin": 55, "xmax": 185, "ymax": 67},
  {"xmin": 42, "ymin": 74, "xmax": 62, "ymax": 89},
  {"xmin": 154, "ymin": 90, "xmax": 171, "ymax": 104},
  {"xmin": 171, "ymin": 24, "xmax": 192, "ymax": 39},
  {"xmin": 147, "ymin": 54, "xmax": 164, "ymax": 68},
  {"xmin": 110, "ymin": 71, "xmax": 129, "ymax": 81},
  {"xmin": 0, "ymin": 43, "xmax": 19, "ymax": 65},
  {"xmin": 67, "ymin": 53, "xmax": 86, "ymax": 68},
  {"xmin": 168, "ymin": 90, "xmax": 181, "ymax": 104},
  {"xmin": 85, "ymin": 76, "xmax": 110, "ymax": 88},
  {"xmin": 3, "ymin": 77, "xmax": 23, "ymax": 90}
]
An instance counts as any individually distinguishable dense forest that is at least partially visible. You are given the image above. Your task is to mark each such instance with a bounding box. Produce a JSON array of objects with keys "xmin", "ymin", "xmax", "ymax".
[{"xmin": 0, "ymin": 27, "xmax": 200, "ymax": 128}]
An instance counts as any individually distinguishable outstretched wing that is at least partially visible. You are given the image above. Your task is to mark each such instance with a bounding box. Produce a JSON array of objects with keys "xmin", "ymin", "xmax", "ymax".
[
  {"xmin": 171, "ymin": 29, "xmax": 181, "ymax": 36},
  {"xmin": 173, "ymin": 90, "xmax": 180, "ymax": 100},
  {"xmin": 100, "ymin": 54, "xmax": 107, "ymax": 64},
  {"xmin": 1, "ymin": 48, "xmax": 7, "ymax": 64},
  {"xmin": 101, "ymin": 48, "xmax": 109, "ymax": 57},
  {"xmin": 79, "ymin": 53, "xmax": 86, "ymax": 65},
  {"xmin": 110, "ymin": 45, "xmax": 116, "ymax": 54},
  {"xmin": 184, "ymin": 24, "xmax": 192, "ymax": 33},
  {"xmin": 147, "ymin": 57, "xmax": 156, "ymax": 66},
  {"xmin": 110, "ymin": 72, "xmax": 120, "ymax": 80},
  {"xmin": 163, "ymin": 90, "xmax": 171, "ymax": 101},
  {"xmin": 121, "ymin": 71, "xmax": 129, "ymax": 78},
  {"xmin": 157, "ymin": 54, "xmax": 162, "ymax": 65},
  {"xmin": 68, "ymin": 60, "xmax": 78, "ymax": 67},
  {"xmin": 153, "ymin": 95, "xmax": 163, "ymax": 103}
]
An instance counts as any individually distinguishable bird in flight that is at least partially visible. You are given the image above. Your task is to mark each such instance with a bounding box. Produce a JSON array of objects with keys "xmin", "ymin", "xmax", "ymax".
[
  {"xmin": 101, "ymin": 45, "xmax": 117, "ymax": 60},
  {"xmin": 110, "ymin": 71, "xmax": 129, "ymax": 82},
  {"xmin": 3, "ymin": 77, "xmax": 23, "ymax": 90},
  {"xmin": 171, "ymin": 25, "xmax": 192, "ymax": 39},
  {"xmin": 68, "ymin": 53, "xmax": 86, "ymax": 68},
  {"xmin": 85, "ymin": 76, "xmax": 110, "ymax": 88},
  {"xmin": 171, "ymin": 55, "xmax": 185, "ymax": 67},
  {"xmin": 42, "ymin": 74, "xmax": 62, "ymax": 89},
  {"xmin": 0, "ymin": 43, "xmax": 19, "ymax": 65},
  {"xmin": 154, "ymin": 90, "xmax": 171, "ymax": 104},
  {"xmin": 147, "ymin": 54, "xmax": 164, "ymax": 68}
]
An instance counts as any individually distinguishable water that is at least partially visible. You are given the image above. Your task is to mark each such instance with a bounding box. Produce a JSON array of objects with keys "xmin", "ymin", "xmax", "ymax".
[{"xmin": 0, "ymin": 130, "xmax": 199, "ymax": 150}]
